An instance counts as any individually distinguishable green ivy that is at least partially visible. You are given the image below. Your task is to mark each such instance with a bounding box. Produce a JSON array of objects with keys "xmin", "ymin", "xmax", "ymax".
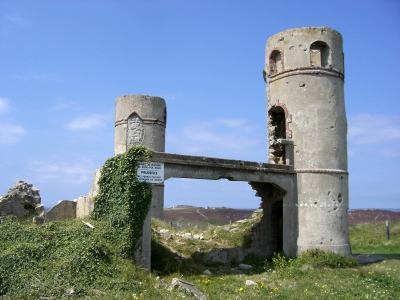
[{"xmin": 91, "ymin": 146, "xmax": 152, "ymax": 259}]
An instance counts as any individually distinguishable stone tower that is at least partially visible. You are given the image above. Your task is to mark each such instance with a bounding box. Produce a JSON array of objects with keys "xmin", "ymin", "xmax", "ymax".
[
  {"xmin": 114, "ymin": 94, "xmax": 167, "ymax": 220},
  {"xmin": 264, "ymin": 27, "xmax": 350, "ymax": 255}
]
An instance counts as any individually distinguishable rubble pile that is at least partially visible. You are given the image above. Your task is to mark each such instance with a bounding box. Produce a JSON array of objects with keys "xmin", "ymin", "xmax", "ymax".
[{"xmin": 0, "ymin": 181, "xmax": 43, "ymax": 218}]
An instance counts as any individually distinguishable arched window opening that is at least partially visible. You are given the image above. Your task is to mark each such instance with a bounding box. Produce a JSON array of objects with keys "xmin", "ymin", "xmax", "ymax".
[
  {"xmin": 268, "ymin": 106, "xmax": 286, "ymax": 164},
  {"xmin": 269, "ymin": 50, "xmax": 283, "ymax": 75},
  {"xmin": 310, "ymin": 41, "xmax": 330, "ymax": 68}
]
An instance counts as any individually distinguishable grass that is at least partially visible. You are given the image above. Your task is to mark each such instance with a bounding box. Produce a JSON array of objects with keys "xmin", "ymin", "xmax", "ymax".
[
  {"xmin": 1, "ymin": 214, "xmax": 399, "ymax": 299},
  {"xmin": 350, "ymin": 220, "xmax": 400, "ymax": 255}
]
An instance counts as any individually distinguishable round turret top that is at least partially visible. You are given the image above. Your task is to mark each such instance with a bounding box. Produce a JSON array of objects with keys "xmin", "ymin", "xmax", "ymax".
[{"xmin": 264, "ymin": 27, "xmax": 344, "ymax": 80}]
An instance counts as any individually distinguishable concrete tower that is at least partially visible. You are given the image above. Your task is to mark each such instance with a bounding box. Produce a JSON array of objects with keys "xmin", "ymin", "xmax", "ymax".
[
  {"xmin": 264, "ymin": 27, "xmax": 350, "ymax": 255},
  {"xmin": 114, "ymin": 94, "xmax": 167, "ymax": 220}
]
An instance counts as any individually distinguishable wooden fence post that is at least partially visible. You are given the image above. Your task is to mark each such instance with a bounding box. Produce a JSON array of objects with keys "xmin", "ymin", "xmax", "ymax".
[{"xmin": 386, "ymin": 220, "xmax": 390, "ymax": 241}]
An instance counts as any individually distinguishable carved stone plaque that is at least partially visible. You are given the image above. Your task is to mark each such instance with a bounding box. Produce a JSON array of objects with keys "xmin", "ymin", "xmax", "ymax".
[{"xmin": 127, "ymin": 113, "xmax": 144, "ymax": 147}]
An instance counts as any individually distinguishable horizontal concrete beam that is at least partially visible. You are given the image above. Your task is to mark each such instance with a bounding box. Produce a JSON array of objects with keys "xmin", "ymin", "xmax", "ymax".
[
  {"xmin": 144, "ymin": 152, "xmax": 295, "ymax": 191},
  {"xmin": 149, "ymin": 151, "xmax": 294, "ymax": 172}
]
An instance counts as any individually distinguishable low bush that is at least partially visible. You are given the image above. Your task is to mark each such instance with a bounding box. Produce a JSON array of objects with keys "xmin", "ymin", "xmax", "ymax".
[{"xmin": 271, "ymin": 249, "xmax": 358, "ymax": 275}]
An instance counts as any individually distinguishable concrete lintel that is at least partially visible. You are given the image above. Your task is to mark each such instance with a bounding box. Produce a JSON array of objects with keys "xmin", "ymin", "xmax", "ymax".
[{"xmin": 147, "ymin": 151, "xmax": 295, "ymax": 173}]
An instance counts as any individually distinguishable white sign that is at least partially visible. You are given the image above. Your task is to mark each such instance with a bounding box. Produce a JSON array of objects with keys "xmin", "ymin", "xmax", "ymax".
[{"xmin": 137, "ymin": 162, "xmax": 164, "ymax": 183}]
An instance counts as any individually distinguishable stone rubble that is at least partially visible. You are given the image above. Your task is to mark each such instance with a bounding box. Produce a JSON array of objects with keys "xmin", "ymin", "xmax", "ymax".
[
  {"xmin": 168, "ymin": 278, "xmax": 207, "ymax": 300},
  {"xmin": 245, "ymin": 280, "xmax": 257, "ymax": 286},
  {"xmin": 238, "ymin": 263, "xmax": 253, "ymax": 270},
  {"xmin": 0, "ymin": 181, "xmax": 43, "ymax": 218}
]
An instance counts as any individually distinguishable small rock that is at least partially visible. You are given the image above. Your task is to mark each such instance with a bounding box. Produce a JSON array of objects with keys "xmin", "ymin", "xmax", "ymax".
[
  {"xmin": 203, "ymin": 269, "xmax": 212, "ymax": 275},
  {"xmin": 160, "ymin": 229, "xmax": 170, "ymax": 234},
  {"xmin": 65, "ymin": 288, "xmax": 75, "ymax": 295},
  {"xmin": 238, "ymin": 263, "xmax": 253, "ymax": 270},
  {"xmin": 168, "ymin": 278, "xmax": 181, "ymax": 291},
  {"xmin": 246, "ymin": 280, "xmax": 257, "ymax": 286},
  {"xmin": 236, "ymin": 220, "xmax": 248, "ymax": 223}
]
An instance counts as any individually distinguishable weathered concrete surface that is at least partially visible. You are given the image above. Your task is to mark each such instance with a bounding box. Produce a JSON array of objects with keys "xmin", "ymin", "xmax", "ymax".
[
  {"xmin": 76, "ymin": 168, "xmax": 100, "ymax": 218},
  {"xmin": 45, "ymin": 200, "xmax": 76, "ymax": 222},
  {"xmin": 194, "ymin": 247, "xmax": 251, "ymax": 265},
  {"xmin": 0, "ymin": 181, "xmax": 43, "ymax": 218},
  {"xmin": 146, "ymin": 151, "xmax": 298, "ymax": 261},
  {"xmin": 114, "ymin": 95, "xmax": 166, "ymax": 156},
  {"xmin": 115, "ymin": 94, "xmax": 166, "ymax": 220},
  {"xmin": 115, "ymin": 95, "xmax": 167, "ymax": 270},
  {"xmin": 134, "ymin": 213, "xmax": 152, "ymax": 270},
  {"xmin": 265, "ymin": 27, "xmax": 350, "ymax": 255}
]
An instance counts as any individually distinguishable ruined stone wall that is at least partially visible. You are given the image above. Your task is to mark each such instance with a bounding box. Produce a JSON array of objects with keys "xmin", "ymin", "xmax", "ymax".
[{"xmin": 0, "ymin": 181, "xmax": 43, "ymax": 218}]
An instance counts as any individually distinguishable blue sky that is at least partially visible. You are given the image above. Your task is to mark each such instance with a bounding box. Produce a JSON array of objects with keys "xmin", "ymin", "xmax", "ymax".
[{"xmin": 1, "ymin": 0, "xmax": 399, "ymax": 209}]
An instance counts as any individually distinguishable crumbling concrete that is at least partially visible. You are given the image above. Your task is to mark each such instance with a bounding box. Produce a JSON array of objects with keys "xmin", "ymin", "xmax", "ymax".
[
  {"xmin": 76, "ymin": 168, "xmax": 100, "ymax": 218},
  {"xmin": 115, "ymin": 95, "xmax": 166, "ymax": 220},
  {"xmin": 114, "ymin": 95, "xmax": 167, "ymax": 270},
  {"xmin": 45, "ymin": 200, "xmax": 76, "ymax": 222},
  {"xmin": 265, "ymin": 27, "xmax": 350, "ymax": 255},
  {"xmin": 0, "ymin": 181, "xmax": 43, "ymax": 218}
]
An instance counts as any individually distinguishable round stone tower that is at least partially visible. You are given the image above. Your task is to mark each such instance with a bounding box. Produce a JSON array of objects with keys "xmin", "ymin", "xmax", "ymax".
[
  {"xmin": 114, "ymin": 94, "xmax": 166, "ymax": 219},
  {"xmin": 264, "ymin": 27, "xmax": 350, "ymax": 255}
]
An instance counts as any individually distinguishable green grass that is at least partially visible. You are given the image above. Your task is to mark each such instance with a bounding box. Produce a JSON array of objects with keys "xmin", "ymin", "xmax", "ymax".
[
  {"xmin": 350, "ymin": 220, "xmax": 400, "ymax": 255},
  {"xmin": 1, "ymin": 215, "xmax": 399, "ymax": 299}
]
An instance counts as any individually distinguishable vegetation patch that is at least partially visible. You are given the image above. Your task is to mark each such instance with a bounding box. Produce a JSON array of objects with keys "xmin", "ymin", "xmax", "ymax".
[
  {"xmin": 1, "ymin": 201, "xmax": 400, "ymax": 299},
  {"xmin": 0, "ymin": 217, "xmax": 150, "ymax": 299},
  {"xmin": 350, "ymin": 220, "xmax": 400, "ymax": 254},
  {"xmin": 91, "ymin": 145, "xmax": 152, "ymax": 258}
]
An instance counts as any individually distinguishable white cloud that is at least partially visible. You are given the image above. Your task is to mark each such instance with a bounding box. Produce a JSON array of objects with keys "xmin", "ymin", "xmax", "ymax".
[
  {"xmin": 13, "ymin": 72, "xmax": 58, "ymax": 81},
  {"xmin": 0, "ymin": 97, "xmax": 9, "ymax": 114},
  {"xmin": 53, "ymin": 103, "xmax": 72, "ymax": 110},
  {"xmin": 179, "ymin": 119, "xmax": 259, "ymax": 153},
  {"xmin": 348, "ymin": 114, "xmax": 400, "ymax": 144},
  {"xmin": 66, "ymin": 114, "xmax": 109, "ymax": 131},
  {"xmin": 183, "ymin": 126, "xmax": 258, "ymax": 150},
  {"xmin": 29, "ymin": 160, "xmax": 96, "ymax": 185},
  {"xmin": 0, "ymin": 97, "xmax": 26, "ymax": 144},
  {"xmin": 0, "ymin": 123, "xmax": 26, "ymax": 144},
  {"xmin": 216, "ymin": 118, "xmax": 246, "ymax": 128},
  {"xmin": 378, "ymin": 149, "xmax": 400, "ymax": 158}
]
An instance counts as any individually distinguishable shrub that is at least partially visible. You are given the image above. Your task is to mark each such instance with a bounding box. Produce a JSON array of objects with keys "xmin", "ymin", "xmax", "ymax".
[{"xmin": 296, "ymin": 248, "xmax": 358, "ymax": 268}]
